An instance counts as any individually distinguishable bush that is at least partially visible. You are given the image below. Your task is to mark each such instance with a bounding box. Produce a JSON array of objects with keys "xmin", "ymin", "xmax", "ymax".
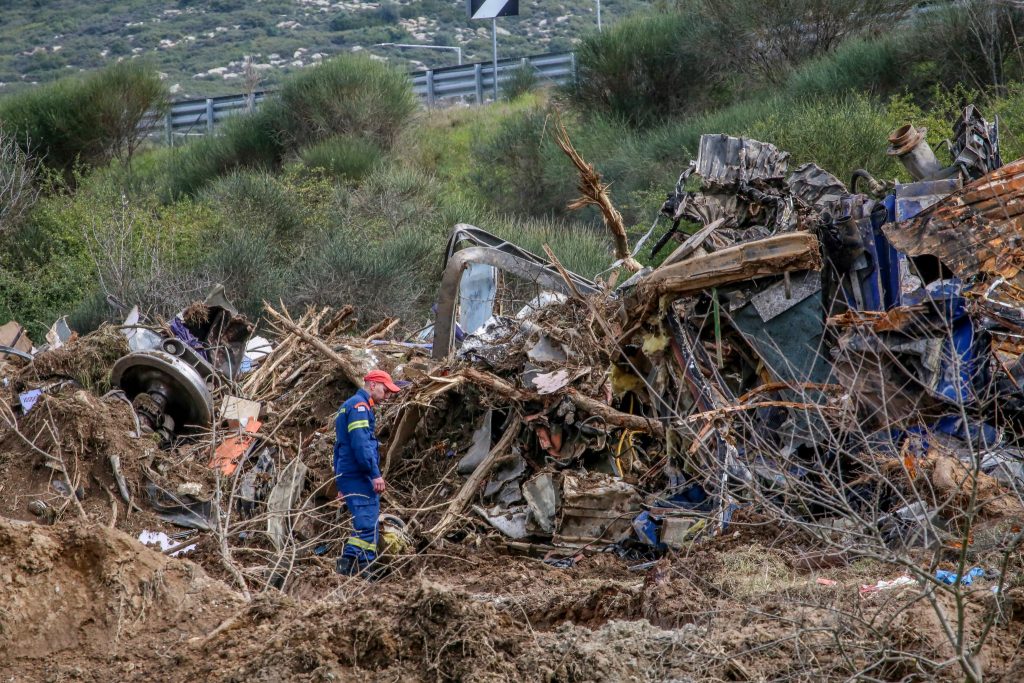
[
  {"xmin": 468, "ymin": 105, "xmax": 575, "ymax": 218},
  {"xmin": 570, "ymin": 8, "xmax": 728, "ymax": 127},
  {"xmin": 273, "ymin": 53, "xmax": 417, "ymax": 150},
  {"xmin": 912, "ymin": 1, "xmax": 1024, "ymax": 92},
  {"xmin": 786, "ymin": 36, "xmax": 910, "ymax": 101},
  {"xmin": 0, "ymin": 127, "xmax": 40, "ymax": 236},
  {"xmin": 700, "ymin": 0, "xmax": 908, "ymax": 83},
  {"xmin": 163, "ymin": 108, "xmax": 283, "ymax": 198},
  {"xmin": 201, "ymin": 171, "xmax": 310, "ymax": 243},
  {"xmin": 161, "ymin": 54, "xmax": 415, "ymax": 196},
  {"xmin": 300, "ymin": 135, "xmax": 383, "ymax": 180},
  {"xmin": 502, "ymin": 63, "xmax": 539, "ymax": 101},
  {"xmin": 0, "ymin": 61, "xmax": 167, "ymax": 174}
]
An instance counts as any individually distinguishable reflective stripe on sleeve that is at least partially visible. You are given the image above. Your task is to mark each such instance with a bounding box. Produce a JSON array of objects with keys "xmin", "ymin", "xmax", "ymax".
[{"xmin": 348, "ymin": 419, "xmax": 370, "ymax": 432}]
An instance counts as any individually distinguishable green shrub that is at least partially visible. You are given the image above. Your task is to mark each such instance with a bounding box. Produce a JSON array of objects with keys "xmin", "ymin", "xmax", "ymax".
[
  {"xmin": 569, "ymin": 8, "xmax": 730, "ymax": 127},
  {"xmin": 293, "ymin": 223, "xmax": 441, "ymax": 324},
  {"xmin": 300, "ymin": 135, "xmax": 383, "ymax": 180},
  {"xmin": 700, "ymin": 0, "xmax": 909, "ymax": 84},
  {"xmin": 202, "ymin": 171, "xmax": 309, "ymax": 243},
  {"xmin": 786, "ymin": 37, "xmax": 909, "ymax": 101},
  {"xmin": 502, "ymin": 63, "xmax": 539, "ymax": 101},
  {"xmin": 0, "ymin": 61, "xmax": 167, "ymax": 174},
  {"xmin": 161, "ymin": 54, "xmax": 415, "ymax": 196},
  {"xmin": 0, "ymin": 127, "xmax": 40, "ymax": 236},
  {"xmin": 163, "ymin": 109, "xmax": 283, "ymax": 198},
  {"xmin": 273, "ymin": 53, "xmax": 417, "ymax": 150},
  {"xmin": 468, "ymin": 105, "xmax": 575, "ymax": 218},
  {"xmin": 912, "ymin": 1, "xmax": 1024, "ymax": 92}
]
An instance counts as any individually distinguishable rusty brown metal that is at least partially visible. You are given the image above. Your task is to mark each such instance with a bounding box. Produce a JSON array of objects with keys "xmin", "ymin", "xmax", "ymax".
[
  {"xmin": 826, "ymin": 306, "xmax": 928, "ymax": 333},
  {"xmin": 883, "ymin": 158, "xmax": 1024, "ymax": 286}
]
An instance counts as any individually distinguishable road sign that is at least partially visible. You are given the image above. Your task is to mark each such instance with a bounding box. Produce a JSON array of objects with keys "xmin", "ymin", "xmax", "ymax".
[{"xmin": 467, "ymin": 0, "xmax": 518, "ymax": 20}]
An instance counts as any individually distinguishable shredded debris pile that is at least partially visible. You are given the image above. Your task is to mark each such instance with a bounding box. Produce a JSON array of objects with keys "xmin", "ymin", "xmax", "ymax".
[{"xmin": 4, "ymin": 103, "xmax": 1024, "ymax": 680}]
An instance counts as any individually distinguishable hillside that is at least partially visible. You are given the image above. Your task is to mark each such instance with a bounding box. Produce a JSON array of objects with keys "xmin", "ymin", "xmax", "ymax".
[{"xmin": 0, "ymin": 0, "xmax": 643, "ymax": 99}]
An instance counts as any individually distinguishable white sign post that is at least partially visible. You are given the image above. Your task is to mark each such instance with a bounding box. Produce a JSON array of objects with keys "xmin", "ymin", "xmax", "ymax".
[{"xmin": 467, "ymin": 0, "xmax": 519, "ymax": 101}]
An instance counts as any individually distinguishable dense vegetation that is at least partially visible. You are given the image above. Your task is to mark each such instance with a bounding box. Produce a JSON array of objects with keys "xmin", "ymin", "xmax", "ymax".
[{"xmin": 2, "ymin": 1, "xmax": 1024, "ymax": 342}]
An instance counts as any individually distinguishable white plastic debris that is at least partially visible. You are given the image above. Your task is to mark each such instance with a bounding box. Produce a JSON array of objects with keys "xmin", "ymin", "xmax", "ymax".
[{"xmin": 138, "ymin": 530, "xmax": 196, "ymax": 557}]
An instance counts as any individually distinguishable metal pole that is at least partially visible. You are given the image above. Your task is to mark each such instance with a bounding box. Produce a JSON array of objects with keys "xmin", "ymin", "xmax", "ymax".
[
  {"xmin": 492, "ymin": 18, "xmax": 498, "ymax": 101},
  {"xmin": 457, "ymin": 47, "xmax": 463, "ymax": 65},
  {"xmin": 596, "ymin": 0, "xmax": 602, "ymax": 31},
  {"xmin": 205, "ymin": 98, "xmax": 214, "ymax": 134}
]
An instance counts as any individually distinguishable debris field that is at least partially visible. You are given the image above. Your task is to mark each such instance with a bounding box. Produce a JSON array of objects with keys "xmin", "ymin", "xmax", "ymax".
[{"xmin": 3, "ymin": 107, "xmax": 1024, "ymax": 681}]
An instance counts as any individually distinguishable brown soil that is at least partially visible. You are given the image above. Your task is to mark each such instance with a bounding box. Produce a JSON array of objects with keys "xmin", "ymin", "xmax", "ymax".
[{"xmin": 4, "ymin": 517, "xmax": 1023, "ymax": 682}]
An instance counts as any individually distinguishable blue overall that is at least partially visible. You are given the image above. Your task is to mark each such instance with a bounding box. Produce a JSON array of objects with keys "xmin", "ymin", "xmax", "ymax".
[{"xmin": 333, "ymin": 388, "xmax": 380, "ymax": 568}]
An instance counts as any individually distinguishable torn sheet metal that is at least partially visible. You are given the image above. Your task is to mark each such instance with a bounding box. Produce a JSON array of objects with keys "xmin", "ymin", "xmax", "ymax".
[
  {"xmin": 531, "ymin": 368, "xmax": 589, "ymax": 395},
  {"xmin": 474, "ymin": 504, "xmax": 529, "ymax": 539},
  {"xmin": 220, "ymin": 396, "xmax": 261, "ymax": 426},
  {"xmin": 145, "ymin": 481, "xmax": 213, "ymax": 530},
  {"xmin": 695, "ymin": 134, "xmax": 790, "ymax": 187},
  {"xmin": 787, "ymin": 163, "xmax": 849, "ymax": 214},
  {"xmin": 749, "ymin": 270, "xmax": 822, "ymax": 322},
  {"xmin": 553, "ymin": 472, "xmax": 643, "ymax": 547},
  {"xmin": 45, "ymin": 317, "xmax": 73, "ymax": 350},
  {"xmin": 459, "ymin": 262, "xmax": 498, "ymax": 337},
  {"xmin": 951, "ymin": 104, "xmax": 1002, "ymax": 179},
  {"xmin": 267, "ymin": 458, "xmax": 308, "ymax": 551},
  {"xmin": 523, "ymin": 471, "xmax": 560, "ymax": 534},
  {"xmin": 458, "ymin": 411, "xmax": 493, "ymax": 475},
  {"xmin": 209, "ymin": 419, "xmax": 262, "ymax": 475},
  {"xmin": 526, "ymin": 334, "xmax": 568, "ymax": 363},
  {"xmin": 884, "ymin": 158, "xmax": 1024, "ymax": 288},
  {"xmin": 894, "ymin": 178, "xmax": 963, "ymax": 221},
  {"xmin": 0, "ymin": 321, "xmax": 33, "ymax": 360}
]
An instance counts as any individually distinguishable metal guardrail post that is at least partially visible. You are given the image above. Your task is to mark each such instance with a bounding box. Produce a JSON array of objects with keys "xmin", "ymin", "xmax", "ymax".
[
  {"xmin": 426, "ymin": 69, "xmax": 435, "ymax": 107},
  {"xmin": 205, "ymin": 99, "xmax": 214, "ymax": 133},
  {"xmin": 474, "ymin": 64, "xmax": 483, "ymax": 104},
  {"xmin": 164, "ymin": 114, "xmax": 172, "ymax": 147},
  {"xmin": 570, "ymin": 53, "xmax": 578, "ymax": 88}
]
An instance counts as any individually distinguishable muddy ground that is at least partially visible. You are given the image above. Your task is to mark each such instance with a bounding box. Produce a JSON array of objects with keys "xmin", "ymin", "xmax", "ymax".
[
  {"xmin": 3, "ymin": 323, "xmax": 1024, "ymax": 681},
  {"xmin": 3, "ymin": 514, "xmax": 1024, "ymax": 682}
]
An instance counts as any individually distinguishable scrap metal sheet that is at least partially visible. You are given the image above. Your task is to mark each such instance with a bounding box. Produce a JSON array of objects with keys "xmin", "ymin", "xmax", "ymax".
[{"xmin": 884, "ymin": 158, "xmax": 1024, "ymax": 286}]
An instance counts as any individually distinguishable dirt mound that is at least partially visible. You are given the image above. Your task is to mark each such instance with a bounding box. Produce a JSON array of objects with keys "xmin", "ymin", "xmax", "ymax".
[
  {"xmin": 0, "ymin": 389, "xmax": 154, "ymax": 526},
  {"xmin": 0, "ymin": 517, "xmax": 240, "ymax": 678}
]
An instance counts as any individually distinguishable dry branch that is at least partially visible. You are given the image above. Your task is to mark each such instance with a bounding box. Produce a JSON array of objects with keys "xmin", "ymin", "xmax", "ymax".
[
  {"xmin": 263, "ymin": 303, "xmax": 363, "ymax": 387},
  {"xmin": 552, "ymin": 117, "xmax": 641, "ymax": 272}
]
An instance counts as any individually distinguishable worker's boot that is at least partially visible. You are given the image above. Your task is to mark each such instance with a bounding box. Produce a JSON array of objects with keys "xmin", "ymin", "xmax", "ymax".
[
  {"xmin": 362, "ymin": 560, "xmax": 389, "ymax": 583},
  {"xmin": 336, "ymin": 555, "xmax": 357, "ymax": 576}
]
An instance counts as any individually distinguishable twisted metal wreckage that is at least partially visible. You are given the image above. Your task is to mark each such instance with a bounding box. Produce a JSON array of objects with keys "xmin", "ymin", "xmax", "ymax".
[{"xmin": 2, "ymin": 103, "xmax": 1023, "ymax": 567}]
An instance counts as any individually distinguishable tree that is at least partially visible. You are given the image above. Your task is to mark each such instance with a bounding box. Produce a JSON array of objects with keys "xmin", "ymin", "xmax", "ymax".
[{"xmin": 700, "ymin": 0, "xmax": 912, "ymax": 83}]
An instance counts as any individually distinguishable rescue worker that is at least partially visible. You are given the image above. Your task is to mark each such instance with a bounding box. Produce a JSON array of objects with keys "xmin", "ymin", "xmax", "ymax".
[{"xmin": 334, "ymin": 369, "xmax": 401, "ymax": 577}]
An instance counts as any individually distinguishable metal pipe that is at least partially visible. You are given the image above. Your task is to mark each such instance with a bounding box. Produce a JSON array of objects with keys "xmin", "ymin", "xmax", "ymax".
[
  {"xmin": 492, "ymin": 19, "xmax": 498, "ymax": 101},
  {"xmin": 887, "ymin": 124, "xmax": 943, "ymax": 181}
]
